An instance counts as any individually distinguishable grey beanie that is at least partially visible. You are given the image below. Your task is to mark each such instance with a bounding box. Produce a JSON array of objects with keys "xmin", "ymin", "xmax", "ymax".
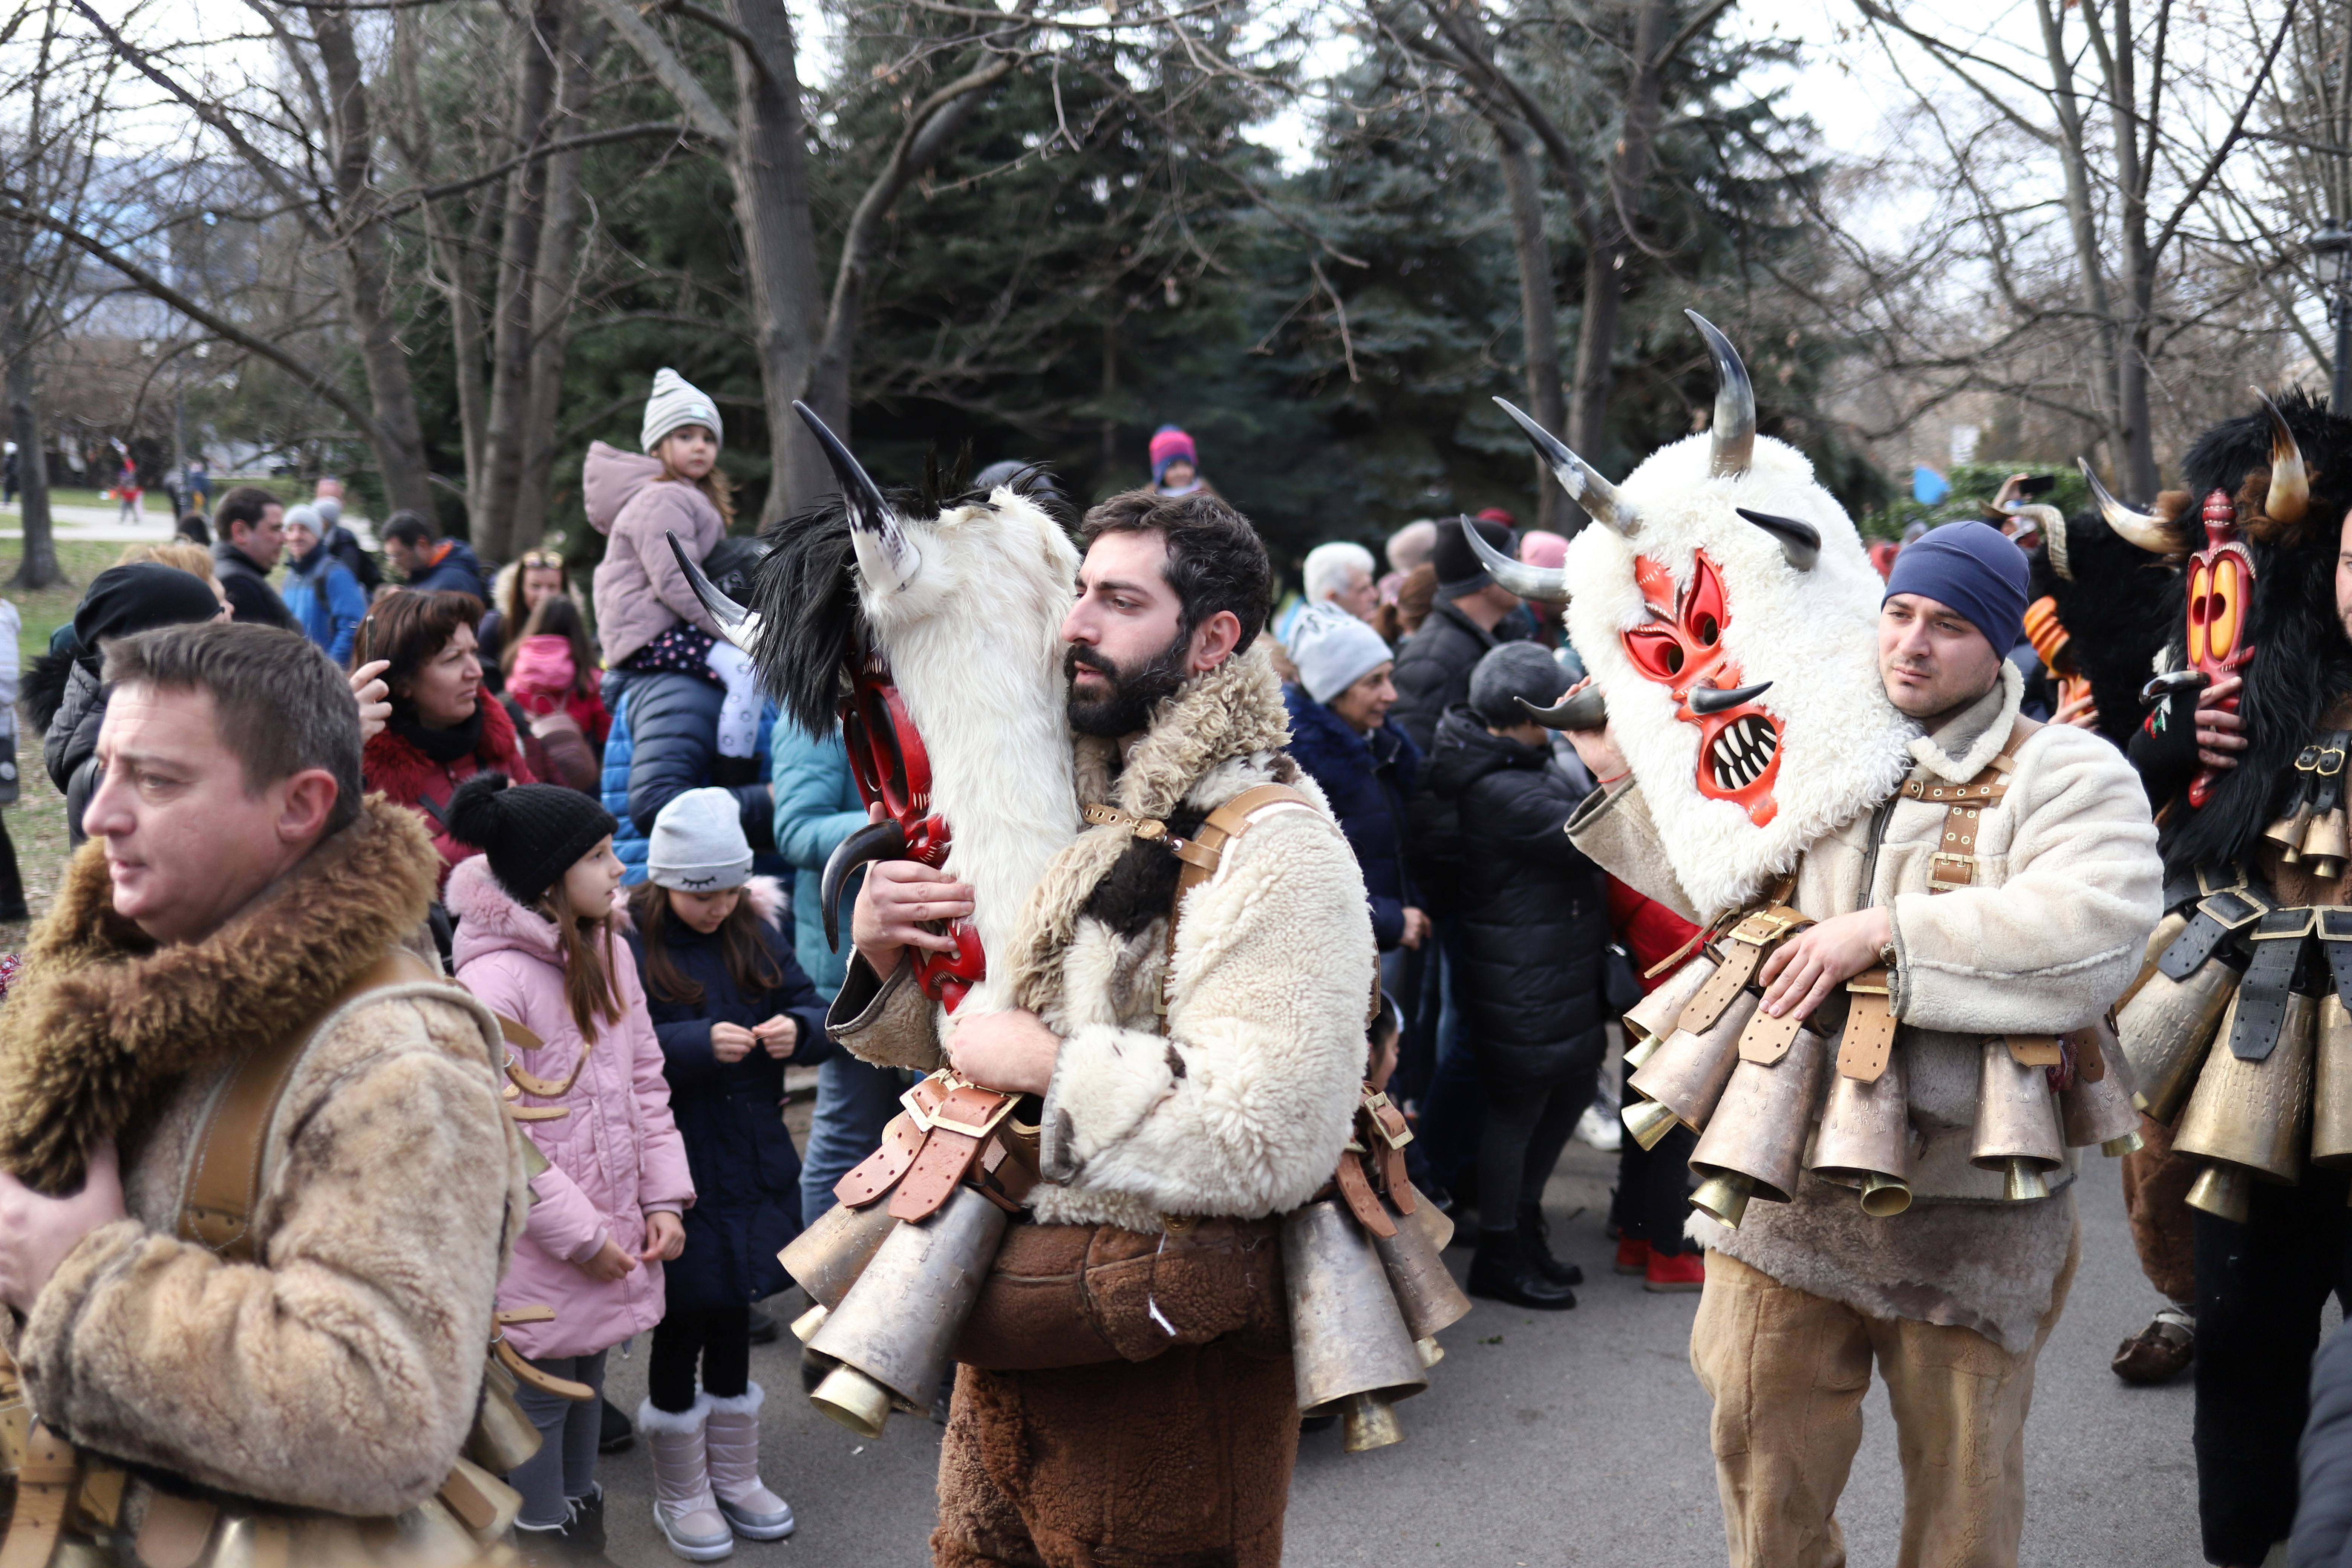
[
  {"xmin": 1470, "ymin": 641, "xmax": 1571, "ymax": 726},
  {"xmin": 1286, "ymin": 603, "xmax": 1393, "ymax": 704},
  {"xmin": 648, "ymin": 787, "xmax": 754, "ymax": 892}
]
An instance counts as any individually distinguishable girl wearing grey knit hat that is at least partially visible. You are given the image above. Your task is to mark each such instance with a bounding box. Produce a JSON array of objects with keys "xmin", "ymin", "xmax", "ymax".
[
  {"xmin": 626, "ymin": 787, "xmax": 830, "ymax": 1558},
  {"xmin": 584, "ymin": 368, "xmax": 765, "ymax": 786}
]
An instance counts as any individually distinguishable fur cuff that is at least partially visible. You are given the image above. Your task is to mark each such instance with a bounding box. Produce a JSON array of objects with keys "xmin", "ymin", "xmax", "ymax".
[
  {"xmin": 704, "ymin": 1383, "xmax": 764, "ymax": 1416},
  {"xmin": 636, "ymin": 1393, "xmax": 711, "ymax": 1435},
  {"xmin": 1039, "ymin": 1023, "xmax": 1177, "ymax": 1184}
]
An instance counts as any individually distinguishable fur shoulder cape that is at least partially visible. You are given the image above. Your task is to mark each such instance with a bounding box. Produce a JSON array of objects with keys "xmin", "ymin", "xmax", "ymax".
[{"xmin": 0, "ymin": 798, "xmax": 444, "ymax": 1193}]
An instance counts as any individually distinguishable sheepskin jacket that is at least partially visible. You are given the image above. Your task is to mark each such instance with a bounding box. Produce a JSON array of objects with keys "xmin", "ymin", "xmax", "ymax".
[
  {"xmin": 1570, "ymin": 662, "xmax": 2163, "ymax": 1351},
  {"xmin": 828, "ymin": 645, "xmax": 1377, "ymax": 1234},
  {"xmin": 0, "ymin": 801, "xmax": 528, "ymax": 1516}
]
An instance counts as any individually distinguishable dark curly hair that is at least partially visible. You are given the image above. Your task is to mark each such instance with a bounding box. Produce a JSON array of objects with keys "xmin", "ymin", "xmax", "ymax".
[{"xmin": 1078, "ymin": 489, "xmax": 1272, "ymax": 653}]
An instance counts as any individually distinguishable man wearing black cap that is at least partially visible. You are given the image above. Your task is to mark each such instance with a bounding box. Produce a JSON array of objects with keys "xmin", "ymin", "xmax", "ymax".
[{"xmin": 1387, "ymin": 514, "xmax": 1525, "ymax": 753}]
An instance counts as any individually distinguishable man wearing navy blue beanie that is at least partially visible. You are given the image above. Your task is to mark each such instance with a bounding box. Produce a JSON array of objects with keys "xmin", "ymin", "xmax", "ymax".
[{"xmin": 1879, "ymin": 520, "xmax": 2031, "ymax": 721}]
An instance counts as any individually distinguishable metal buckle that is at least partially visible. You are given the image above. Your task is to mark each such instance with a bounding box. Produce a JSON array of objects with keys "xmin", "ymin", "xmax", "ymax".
[
  {"xmin": 2197, "ymin": 887, "xmax": 2275, "ymax": 931},
  {"xmin": 2321, "ymin": 747, "xmax": 2347, "ymax": 778},
  {"xmin": 2318, "ymin": 906, "xmax": 2352, "ymax": 943},
  {"xmin": 1929, "ymin": 850, "xmax": 1975, "ymax": 882},
  {"xmin": 1361, "ymin": 1090, "xmax": 1414, "ymax": 1149},
  {"xmin": 2254, "ymin": 906, "xmax": 2320, "ymax": 941},
  {"xmin": 1729, "ymin": 908, "xmax": 1802, "ymax": 947}
]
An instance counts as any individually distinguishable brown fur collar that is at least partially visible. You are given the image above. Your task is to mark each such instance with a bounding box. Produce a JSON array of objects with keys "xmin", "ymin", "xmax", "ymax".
[
  {"xmin": 0, "ymin": 798, "xmax": 442, "ymax": 1193},
  {"xmin": 1004, "ymin": 644, "xmax": 1297, "ymax": 1012}
]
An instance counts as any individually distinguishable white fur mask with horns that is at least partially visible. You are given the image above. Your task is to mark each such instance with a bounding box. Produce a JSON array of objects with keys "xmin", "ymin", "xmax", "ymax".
[{"xmin": 1487, "ymin": 312, "xmax": 1916, "ymax": 921}]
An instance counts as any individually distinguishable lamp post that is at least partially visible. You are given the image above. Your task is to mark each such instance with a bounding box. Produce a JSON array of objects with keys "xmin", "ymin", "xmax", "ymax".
[{"xmin": 2312, "ymin": 220, "xmax": 2352, "ymax": 414}]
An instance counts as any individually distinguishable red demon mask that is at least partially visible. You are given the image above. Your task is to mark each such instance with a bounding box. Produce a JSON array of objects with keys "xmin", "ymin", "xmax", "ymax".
[
  {"xmin": 1619, "ymin": 550, "xmax": 1782, "ymax": 827},
  {"xmin": 841, "ymin": 647, "xmax": 985, "ymax": 1010}
]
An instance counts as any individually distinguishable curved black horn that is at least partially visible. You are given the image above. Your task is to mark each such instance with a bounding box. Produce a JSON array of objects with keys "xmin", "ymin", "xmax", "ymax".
[
  {"xmin": 1686, "ymin": 310, "xmax": 1755, "ymax": 478},
  {"xmin": 1687, "ymin": 680, "xmax": 1772, "ymax": 716},
  {"xmin": 1519, "ymin": 686, "xmax": 1608, "ymax": 731},
  {"xmin": 668, "ymin": 531, "xmax": 766, "ymax": 654},
  {"xmin": 2139, "ymin": 668, "xmax": 2211, "ymax": 706},
  {"xmin": 2077, "ymin": 458, "xmax": 2179, "ymax": 555},
  {"xmin": 821, "ymin": 818, "xmax": 907, "ymax": 951},
  {"xmin": 794, "ymin": 399, "xmax": 920, "ymax": 590},
  {"xmin": 1464, "ymin": 516, "xmax": 1570, "ymax": 600},
  {"xmin": 1491, "ymin": 397, "xmax": 1639, "ymax": 537},
  {"xmin": 1735, "ymin": 508, "xmax": 1819, "ymax": 571},
  {"xmin": 2253, "ymin": 386, "xmax": 2310, "ymax": 524}
]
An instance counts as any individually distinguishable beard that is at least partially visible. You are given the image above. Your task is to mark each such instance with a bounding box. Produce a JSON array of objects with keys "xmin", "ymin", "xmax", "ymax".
[{"xmin": 1065, "ymin": 632, "xmax": 1192, "ymax": 737}]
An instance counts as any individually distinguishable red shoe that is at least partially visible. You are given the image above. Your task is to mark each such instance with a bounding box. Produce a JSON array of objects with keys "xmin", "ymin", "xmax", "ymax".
[
  {"xmin": 1645, "ymin": 1249, "xmax": 1705, "ymax": 1293},
  {"xmin": 1614, "ymin": 1237, "xmax": 1651, "ymax": 1276}
]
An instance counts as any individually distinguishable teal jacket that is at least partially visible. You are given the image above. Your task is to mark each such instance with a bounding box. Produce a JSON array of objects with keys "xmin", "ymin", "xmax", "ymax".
[{"xmin": 767, "ymin": 722, "xmax": 867, "ymax": 998}]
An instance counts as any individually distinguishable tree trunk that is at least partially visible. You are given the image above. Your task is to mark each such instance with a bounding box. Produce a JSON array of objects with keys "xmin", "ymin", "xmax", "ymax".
[
  {"xmin": 2032, "ymin": 0, "xmax": 2132, "ymax": 491},
  {"xmin": 309, "ymin": 5, "xmax": 437, "ymax": 521},
  {"xmin": 4, "ymin": 336, "xmax": 57, "ymax": 592},
  {"xmin": 426, "ymin": 195, "xmax": 491, "ymax": 510},
  {"xmin": 1491, "ymin": 117, "xmax": 1564, "ymax": 532},
  {"xmin": 724, "ymin": 0, "xmax": 825, "ymax": 525},
  {"xmin": 1566, "ymin": 0, "xmax": 1672, "ymax": 469},
  {"xmin": 475, "ymin": 0, "xmax": 564, "ymax": 558},
  {"xmin": 511, "ymin": 5, "xmax": 605, "ymax": 553},
  {"xmin": 2099, "ymin": 1, "xmax": 2161, "ymax": 497}
]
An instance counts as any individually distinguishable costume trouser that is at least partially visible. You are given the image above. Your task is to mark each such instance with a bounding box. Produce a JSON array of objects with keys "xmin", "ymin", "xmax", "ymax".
[
  {"xmin": 800, "ymin": 1053, "xmax": 906, "ymax": 1224},
  {"xmin": 2120, "ymin": 1111, "xmax": 2198, "ymax": 1303},
  {"xmin": 649, "ymin": 1304, "xmax": 752, "ymax": 1413},
  {"xmin": 1689, "ymin": 1245, "xmax": 2075, "ymax": 1568},
  {"xmin": 2193, "ymin": 1165, "xmax": 2352, "ymax": 1564},
  {"xmin": 507, "ymin": 1349, "xmax": 609, "ymax": 1530},
  {"xmin": 1612, "ymin": 1054, "xmax": 1699, "ymax": 1258},
  {"xmin": 1475, "ymin": 1058, "xmax": 1598, "ymax": 1230},
  {"xmin": 930, "ymin": 1345, "xmax": 1298, "ymax": 1568}
]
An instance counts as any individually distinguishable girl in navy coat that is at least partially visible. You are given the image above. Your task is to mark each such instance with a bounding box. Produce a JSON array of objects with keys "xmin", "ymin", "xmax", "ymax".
[{"xmin": 627, "ymin": 788, "xmax": 831, "ymax": 1557}]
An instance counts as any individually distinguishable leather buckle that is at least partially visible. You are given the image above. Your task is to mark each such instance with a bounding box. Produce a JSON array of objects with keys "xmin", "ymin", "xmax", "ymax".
[
  {"xmin": 2197, "ymin": 887, "xmax": 2274, "ymax": 931},
  {"xmin": 2319, "ymin": 906, "xmax": 2352, "ymax": 943},
  {"xmin": 1728, "ymin": 908, "xmax": 1802, "ymax": 947},
  {"xmin": 2322, "ymin": 747, "xmax": 2348, "ymax": 778},
  {"xmin": 1928, "ymin": 850, "xmax": 1975, "ymax": 883},
  {"xmin": 1361, "ymin": 1090, "xmax": 1413, "ymax": 1149},
  {"xmin": 2254, "ymin": 906, "xmax": 2320, "ymax": 941},
  {"xmin": 900, "ymin": 1072, "xmax": 1018, "ymax": 1139}
]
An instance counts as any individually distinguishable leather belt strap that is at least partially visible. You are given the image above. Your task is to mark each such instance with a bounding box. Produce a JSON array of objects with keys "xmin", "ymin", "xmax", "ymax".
[
  {"xmin": 2320, "ymin": 906, "xmax": 2352, "ymax": 1008},
  {"xmin": 887, "ymin": 1076, "xmax": 1019, "ymax": 1221},
  {"xmin": 1737, "ymin": 1005, "xmax": 1807, "ymax": 1066},
  {"xmin": 2228, "ymin": 906, "xmax": 2317, "ymax": 1062},
  {"xmin": 2006, "ymin": 1035, "xmax": 2063, "ymax": 1067},
  {"xmin": 833, "ymin": 1109, "xmax": 927, "ymax": 1208},
  {"xmin": 2159, "ymin": 885, "xmax": 2271, "ymax": 980},
  {"xmin": 0, "ymin": 1423, "xmax": 78, "ymax": 1568},
  {"xmin": 1901, "ymin": 715, "xmax": 2037, "ymax": 893},
  {"xmin": 1679, "ymin": 904, "xmax": 1808, "ymax": 1036},
  {"xmin": 1836, "ymin": 969, "xmax": 1897, "ymax": 1082},
  {"xmin": 1152, "ymin": 783, "xmax": 1321, "ymax": 1017},
  {"xmin": 179, "ymin": 949, "xmax": 438, "ymax": 1262},
  {"xmin": 1327, "ymin": 1086, "xmax": 1415, "ymax": 1237}
]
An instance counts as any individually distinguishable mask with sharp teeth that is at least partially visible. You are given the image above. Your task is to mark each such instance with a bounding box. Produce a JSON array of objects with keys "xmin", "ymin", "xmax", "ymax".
[{"xmin": 1488, "ymin": 311, "xmax": 1916, "ymax": 921}]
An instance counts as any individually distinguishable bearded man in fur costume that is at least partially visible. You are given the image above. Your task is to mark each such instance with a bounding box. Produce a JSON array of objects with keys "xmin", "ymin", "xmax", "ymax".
[
  {"xmin": 829, "ymin": 490, "xmax": 1374, "ymax": 1568},
  {"xmin": 1498, "ymin": 312, "xmax": 2159, "ymax": 1568},
  {"xmin": 2083, "ymin": 389, "xmax": 2352, "ymax": 1568}
]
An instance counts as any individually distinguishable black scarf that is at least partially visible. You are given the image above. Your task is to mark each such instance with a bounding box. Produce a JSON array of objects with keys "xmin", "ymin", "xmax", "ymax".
[{"xmin": 391, "ymin": 704, "xmax": 484, "ymax": 765}]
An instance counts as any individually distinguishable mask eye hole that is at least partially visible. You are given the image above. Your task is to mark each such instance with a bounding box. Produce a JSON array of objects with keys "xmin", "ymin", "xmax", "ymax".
[
  {"xmin": 1623, "ymin": 625, "xmax": 1687, "ymax": 682},
  {"xmin": 1694, "ymin": 614, "xmax": 1720, "ymax": 647}
]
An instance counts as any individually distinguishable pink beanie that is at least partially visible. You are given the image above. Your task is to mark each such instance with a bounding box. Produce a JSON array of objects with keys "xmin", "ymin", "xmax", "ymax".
[
  {"xmin": 1519, "ymin": 530, "xmax": 1570, "ymax": 571},
  {"xmin": 1150, "ymin": 425, "xmax": 1198, "ymax": 483}
]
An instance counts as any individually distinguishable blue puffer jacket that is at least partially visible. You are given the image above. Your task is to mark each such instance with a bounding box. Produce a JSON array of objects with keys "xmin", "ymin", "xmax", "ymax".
[
  {"xmin": 767, "ymin": 722, "xmax": 867, "ymax": 998},
  {"xmin": 1282, "ymin": 683, "xmax": 1419, "ymax": 950},
  {"xmin": 600, "ymin": 673, "xmax": 776, "ymax": 888},
  {"xmin": 282, "ymin": 547, "xmax": 368, "ymax": 663},
  {"xmin": 626, "ymin": 879, "xmax": 834, "ymax": 1312}
]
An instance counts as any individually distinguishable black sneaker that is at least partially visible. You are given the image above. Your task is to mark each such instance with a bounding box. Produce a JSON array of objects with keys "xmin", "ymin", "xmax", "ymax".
[{"xmin": 1466, "ymin": 1230, "xmax": 1577, "ymax": 1310}]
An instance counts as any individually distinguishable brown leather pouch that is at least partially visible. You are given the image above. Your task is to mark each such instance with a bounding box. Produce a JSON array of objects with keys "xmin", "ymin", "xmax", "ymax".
[{"xmin": 953, "ymin": 1217, "xmax": 1287, "ymax": 1370}]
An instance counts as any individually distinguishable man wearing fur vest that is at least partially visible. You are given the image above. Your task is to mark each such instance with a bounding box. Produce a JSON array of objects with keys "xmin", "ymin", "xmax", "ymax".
[
  {"xmin": 0, "ymin": 623, "xmax": 527, "ymax": 1553},
  {"xmin": 1565, "ymin": 522, "xmax": 2161, "ymax": 1567},
  {"xmin": 830, "ymin": 492, "xmax": 1375, "ymax": 1568}
]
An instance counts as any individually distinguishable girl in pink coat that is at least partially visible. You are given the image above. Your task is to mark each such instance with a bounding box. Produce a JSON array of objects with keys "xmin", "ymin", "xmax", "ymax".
[
  {"xmin": 445, "ymin": 773, "xmax": 695, "ymax": 1553},
  {"xmin": 584, "ymin": 367, "xmax": 762, "ymax": 786}
]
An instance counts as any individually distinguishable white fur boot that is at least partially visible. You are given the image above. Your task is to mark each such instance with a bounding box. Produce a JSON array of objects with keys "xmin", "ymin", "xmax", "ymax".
[
  {"xmin": 637, "ymin": 1396, "xmax": 733, "ymax": 1561},
  {"xmin": 703, "ymin": 1384, "xmax": 794, "ymax": 1540}
]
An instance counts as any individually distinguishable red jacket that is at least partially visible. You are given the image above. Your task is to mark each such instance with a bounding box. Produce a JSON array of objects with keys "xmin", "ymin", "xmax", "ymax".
[
  {"xmin": 1607, "ymin": 875, "xmax": 1703, "ymax": 994},
  {"xmin": 363, "ymin": 698, "xmax": 535, "ymax": 882}
]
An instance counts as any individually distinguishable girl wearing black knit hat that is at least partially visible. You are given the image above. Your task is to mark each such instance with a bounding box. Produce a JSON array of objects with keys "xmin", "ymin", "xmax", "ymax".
[{"xmin": 442, "ymin": 773, "xmax": 697, "ymax": 1556}]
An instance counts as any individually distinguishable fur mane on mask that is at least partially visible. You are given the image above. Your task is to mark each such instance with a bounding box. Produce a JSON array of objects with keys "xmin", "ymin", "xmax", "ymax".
[
  {"xmin": 2027, "ymin": 513, "xmax": 2182, "ymax": 753},
  {"xmin": 1565, "ymin": 431, "xmax": 1916, "ymax": 920}
]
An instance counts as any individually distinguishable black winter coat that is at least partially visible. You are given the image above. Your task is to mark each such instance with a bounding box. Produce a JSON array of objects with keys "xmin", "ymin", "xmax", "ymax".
[
  {"xmin": 628, "ymin": 882, "xmax": 834, "ymax": 1313},
  {"xmin": 1422, "ymin": 707, "xmax": 1610, "ymax": 1090},
  {"xmin": 1388, "ymin": 600, "xmax": 1516, "ymax": 752},
  {"xmin": 43, "ymin": 663, "xmax": 106, "ymax": 848},
  {"xmin": 624, "ymin": 671, "xmax": 775, "ymax": 851},
  {"xmin": 1283, "ymin": 685, "xmax": 1419, "ymax": 951},
  {"xmin": 2298, "ymin": 1320, "xmax": 2352, "ymax": 1568}
]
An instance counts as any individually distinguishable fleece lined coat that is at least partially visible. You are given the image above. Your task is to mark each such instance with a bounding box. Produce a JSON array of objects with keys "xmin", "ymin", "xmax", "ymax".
[
  {"xmin": 0, "ymin": 802, "xmax": 528, "ymax": 1517},
  {"xmin": 449, "ymin": 855, "xmax": 696, "ymax": 1357},
  {"xmin": 626, "ymin": 877, "xmax": 831, "ymax": 1312},
  {"xmin": 829, "ymin": 645, "xmax": 1376, "ymax": 1234},
  {"xmin": 1569, "ymin": 663, "xmax": 2163, "ymax": 1351},
  {"xmin": 583, "ymin": 441, "xmax": 724, "ymax": 667}
]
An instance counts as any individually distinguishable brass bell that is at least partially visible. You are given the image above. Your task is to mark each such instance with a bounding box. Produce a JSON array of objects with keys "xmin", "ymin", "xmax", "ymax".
[
  {"xmin": 805, "ymin": 1184, "xmax": 1013, "ymax": 1436},
  {"xmin": 1971, "ymin": 1040, "xmax": 2065, "ymax": 1199},
  {"xmin": 1621, "ymin": 956, "xmax": 1720, "ymax": 1074},
  {"xmin": 2312, "ymin": 991, "xmax": 2352, "ymax": 1168},
  {"xmin": 2267, "ymin": 799, "xmax": 2317, "ymax": 862},
  {"xmin": 2174, "ymin": 988, "xmax": 2315, "ymax": 1195},
  {"xmin": 464, "ymin": 1353, "xmax": 545, "ymax": 1475},
  {"xmin": 2186, "ymin": 1163, "xmax": 2255, "ymax": 1224},
  {"xmin": 780, "ymin": 1193, "xmax": 902, "ymax": 1312},
  {"xmin": 1281, "ymin": 1199, "xmax": 1428, "ymax": 1444},
  {"xmin": 1690, "ymin": 1172, "xmax": 1755, "ymax": 1228},
  {"xmin": 2058, "ymin": 1024, "xmax": 2144, "ymax": 1157},
  {"xmin": 1369, "ymin": 1188, "xmax": 1473, "ymax": 1343},
  {"xmin": 2306, "ymin": 808, "xmax": 2351, "ymax": 882},
  {"xmin": 2115, "ymin": 952, "xmax": 2242, "ymax": 1122},
  {"xmin": 1624, "ymin": 991, "xmax": 1762, "ymax": 1147},
  {"xmin": 791, "ymin": 1303, "xmax": 829, "ymax": 1343},
  {"xmin": 2116, "ymin": 911, "xmax": 2190, "ymax": 1014},
  {"xmin": 1811, "ymin": 1040, "xmax": 1914, "ymax": 1217},
  {"xmin": 1687, "ymin": 1022, "xmax": 1831, "ymax": 1228}
]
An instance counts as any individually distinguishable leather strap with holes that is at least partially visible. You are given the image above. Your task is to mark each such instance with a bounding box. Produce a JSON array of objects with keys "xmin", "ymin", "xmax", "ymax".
[
  {"xmin": 1901, "ymin": 716, "xmax": 2040, "ymax": 893},
  {"xmin": 1836, "ymin": 968, "xmax": 1899, "ymax": 1081},
  {"xmin": 1679, "ymin": 901, "xmax": 1810, "ymax": 1037}
]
